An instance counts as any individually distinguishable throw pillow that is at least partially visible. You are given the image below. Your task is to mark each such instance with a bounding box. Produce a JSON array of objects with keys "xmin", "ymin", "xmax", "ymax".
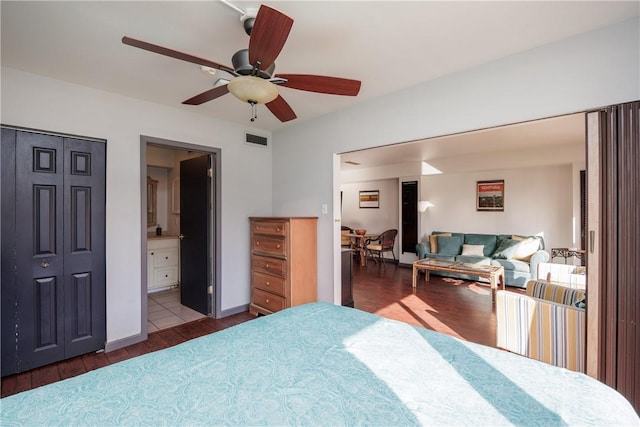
[
  {"xmin": 436, "ymin": 235, "xmax": 463, "ymax": 256},
  {"xmin": 511, "ymin": 234, "xmax": 526, "ymax": 241},
  {"xmin": 461, "ymin": 244, "xmax": 485, "ymax": 257},
  {"xmin": 429, "ymin": 232, "xmax": 451, "ymax": 253},
  {"xmin": 511, "ymin": 238, "xmax": 540, "ymax": 262},
  {"xmin": 492, "ymin": 238, "xmax": 520, "ymax": 259}
]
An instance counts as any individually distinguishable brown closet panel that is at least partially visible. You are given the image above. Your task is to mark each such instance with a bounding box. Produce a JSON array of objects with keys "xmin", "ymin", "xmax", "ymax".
[{"xmin": 596, "ymin": 101, "xmax": 639, "ymax": 412}]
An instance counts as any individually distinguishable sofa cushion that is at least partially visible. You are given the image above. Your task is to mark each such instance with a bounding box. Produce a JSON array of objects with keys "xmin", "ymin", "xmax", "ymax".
[
  {"xmin": 491, "ymin": 258, "xmax": 531, "ymax": 273},
  {"xmin": 436, "ymin": 235, "xmax": 463, "ymax": 256},
  {"xmin": 461, "ymin": 244, "xmax": 485, "ymax": 257},
  {"xmin": 464, "ymin": 234, "xmax": 498, "ymax": 256},
  {"xmin": 492, "ymin": 238, "xmax": 521, "ymax": 259},
  {"xmin": 511, "ymin": 238, "xmax": 541, "ymax": 262},
  {"xmin": 429, "ymin": 232, "xmax": 451, "ymax": 253}
]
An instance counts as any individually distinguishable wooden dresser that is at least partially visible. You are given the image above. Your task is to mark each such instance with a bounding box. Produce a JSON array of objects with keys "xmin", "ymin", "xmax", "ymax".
[{"xmin": 249, "ymin": 217, "xmax": 317, "ymax": 316}]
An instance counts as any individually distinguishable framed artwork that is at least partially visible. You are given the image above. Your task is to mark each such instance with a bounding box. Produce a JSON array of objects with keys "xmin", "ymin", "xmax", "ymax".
[
  {"xmin": 476, "ymin": 180, "xmax": 504, "ymax": 211},
  {"xmin": 359, "ymin": 190, "xmax": 379, "ymax": 208}
]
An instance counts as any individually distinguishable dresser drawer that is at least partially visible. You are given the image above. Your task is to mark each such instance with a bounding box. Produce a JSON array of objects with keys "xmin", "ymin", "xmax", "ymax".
[
  {"xmin": 252, "ymin": 235, "xmax": 287, "ymax": 257},
  {"xmin": 150, "ymin": 248, "xmax": 179, "ymax": 268},
  {"xmin": 154, "ymin": 266, "xmax": 179, "ymax": 287},
  {"xmin": 252, "ymin": 220, "xmax": 287, "ymax": 237},
  {"xmin": 251, "ymin": 288, "xmax": 286, "ymax": 313},
  {"xmin": 252, "ymin": 271, "xmax": 286, "ymax": 296},
  {"xmin": 252, "ymin": 255, "xmax": 287, "ymax": 278}
]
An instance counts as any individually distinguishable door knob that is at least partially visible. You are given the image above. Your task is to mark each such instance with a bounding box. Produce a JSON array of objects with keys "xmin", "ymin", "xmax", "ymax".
[
  {"xmin": 178, "ymin": 234, "xmax": 185, "ymax": 240},
  {"xmin": 41, "ymin": 262, "xmax": 50, "ymax": 268}
]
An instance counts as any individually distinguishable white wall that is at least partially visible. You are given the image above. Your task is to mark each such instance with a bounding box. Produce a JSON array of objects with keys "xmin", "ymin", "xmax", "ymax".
[
  {"xmin": 340, "ymin": 179, "xmax": 399, "ymax": 260},
  {"xmin": 1, "ymin": 67, "xmax": 273, "ymax": 345},
  {"xmin": 272, "ymin": 19, "xmax": 640, "ymax": 304},
  {"xmin": 340, "ymin": 179, "xmax": 398, "ymax": 234},
  {"xmin": 419, "ymin": 165, "xmax": 573, "ymax": 251}
]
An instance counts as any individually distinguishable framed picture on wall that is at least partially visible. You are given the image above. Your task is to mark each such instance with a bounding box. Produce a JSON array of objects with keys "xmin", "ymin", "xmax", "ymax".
[
  {"xmin": 476, "ymin": 180, "xmax": 504, "ymax": 211},
  {"xmin": 359, "ymin": 190, "xmax": 379, "ymax": 208}
]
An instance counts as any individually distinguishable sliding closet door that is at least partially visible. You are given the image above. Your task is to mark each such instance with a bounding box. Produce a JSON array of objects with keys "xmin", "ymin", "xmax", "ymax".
[{"xmin": 587, "ymin": 101, "xmax": 640, "ymax": 412}]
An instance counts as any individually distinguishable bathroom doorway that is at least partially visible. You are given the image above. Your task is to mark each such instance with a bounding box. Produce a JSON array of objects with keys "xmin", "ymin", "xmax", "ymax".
[{"xmin": 141, "ymin": 136, "xmax": 221, "ymax": 334}]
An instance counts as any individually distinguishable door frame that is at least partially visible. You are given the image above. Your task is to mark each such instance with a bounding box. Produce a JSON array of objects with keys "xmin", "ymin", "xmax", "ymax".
[{"xmin": 139, "ymin": 135, "xmax": 222, "ymax": 338}]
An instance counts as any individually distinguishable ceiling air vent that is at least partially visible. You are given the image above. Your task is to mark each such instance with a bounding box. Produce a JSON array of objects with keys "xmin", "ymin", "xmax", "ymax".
[{"xmin": 245, "ymin": 133, "xmax": 268, "ymax": 148}]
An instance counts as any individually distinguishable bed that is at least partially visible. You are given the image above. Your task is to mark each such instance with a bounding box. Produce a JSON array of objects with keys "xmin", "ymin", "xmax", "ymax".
[{"xmin": 1, "ymin": 302, "xmax": 638, "ymax": 426}]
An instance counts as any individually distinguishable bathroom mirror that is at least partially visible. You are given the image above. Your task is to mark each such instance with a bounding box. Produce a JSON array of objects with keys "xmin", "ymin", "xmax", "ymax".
[{"xmin": 147, "ymin": 176, "xmax": 158, "ymax": 227}]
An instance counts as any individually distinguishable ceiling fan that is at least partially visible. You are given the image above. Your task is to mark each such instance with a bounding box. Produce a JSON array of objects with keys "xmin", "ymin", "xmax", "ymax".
[{"xmin": 122, "ymin": 4, "xmax": 361, "ymax": 122}]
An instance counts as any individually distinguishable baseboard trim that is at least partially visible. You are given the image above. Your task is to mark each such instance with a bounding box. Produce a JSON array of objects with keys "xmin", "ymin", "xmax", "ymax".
[
  {"xmin": 105, "ymin": 332, "xmax": 147, "ymax": 353},
  {"xmin": 220, "ymin": 303, "xmax": 250, "ymax": 318}
]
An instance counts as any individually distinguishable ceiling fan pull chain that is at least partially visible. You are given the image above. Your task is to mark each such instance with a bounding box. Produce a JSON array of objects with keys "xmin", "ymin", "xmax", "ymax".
[{"xmin": 250, "ymin": 100, "xmax": 258, "ymax": 122}]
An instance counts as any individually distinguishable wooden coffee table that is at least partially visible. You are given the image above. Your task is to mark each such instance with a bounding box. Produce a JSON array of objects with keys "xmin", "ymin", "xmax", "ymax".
[{"xmin": 412, "ymin": 258, "xmax": 505, "ymax": 302}]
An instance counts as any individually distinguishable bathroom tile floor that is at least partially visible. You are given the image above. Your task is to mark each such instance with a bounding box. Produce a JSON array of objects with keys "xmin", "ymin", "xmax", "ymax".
[{"xmin": 147, "ymin": 288, "xmax": 207, "ymax": 332}]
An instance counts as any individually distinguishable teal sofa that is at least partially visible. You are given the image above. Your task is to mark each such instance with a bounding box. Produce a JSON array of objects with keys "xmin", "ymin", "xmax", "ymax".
[{"xmin": 416, "ymin": 232, "xmax": 550, "ymax": 288}]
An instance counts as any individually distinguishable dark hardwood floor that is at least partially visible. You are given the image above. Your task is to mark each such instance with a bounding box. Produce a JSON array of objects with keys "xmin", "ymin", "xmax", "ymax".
[{"xmin": 1, "ymin": 262, "xmax": 513, "ymax": 398}]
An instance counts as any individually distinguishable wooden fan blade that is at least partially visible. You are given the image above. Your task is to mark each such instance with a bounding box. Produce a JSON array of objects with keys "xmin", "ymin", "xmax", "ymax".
[
  {"xmin": 266, "ymin": 95, "xmax": 297, "ymax": 122},
  {"xmin": 182, "ymin": 85, "xmax": 229, "ymax": 105},
  {"xmin": 277, "ymin": 74, "xmax": 361, "ymax": 96},
  {"xmin": 248, "ymin": 5, "xmax": 293, "ymax": 71},
  {"xmin": 122, "ymin": 36, "xmax": 233, "ymax": 72}
]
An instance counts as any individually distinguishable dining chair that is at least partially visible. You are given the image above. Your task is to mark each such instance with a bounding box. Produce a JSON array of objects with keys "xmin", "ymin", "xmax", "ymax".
[
  {"xmin": 365, "ymin": 229, "xmax": 398, "ymax": 267},
  {"xmin": 340, "ymin": 225, "xmax": 354, "ymax": 247}
]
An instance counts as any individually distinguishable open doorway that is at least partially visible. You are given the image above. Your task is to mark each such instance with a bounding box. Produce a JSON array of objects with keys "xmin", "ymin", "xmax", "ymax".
[
  {"xmin": 141, "ymin": 135, "xmax": 222, "ymax": 334},
  {"xmin": 338, "ymin": 112, "xmax": 586, "ymax": 268}
]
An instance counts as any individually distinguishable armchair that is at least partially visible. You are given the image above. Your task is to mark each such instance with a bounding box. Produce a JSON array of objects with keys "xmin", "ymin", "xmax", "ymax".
[
  {"xmin": 364, "ymin": 229, "xmax": 398, "ymax": 267},
  {"xmin": 496, "ymin": 280, "xmax": 586, "ymax": 372}
]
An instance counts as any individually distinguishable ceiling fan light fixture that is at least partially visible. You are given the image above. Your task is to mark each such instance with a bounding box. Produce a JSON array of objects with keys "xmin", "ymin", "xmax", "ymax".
[{"xmin": 228, "ymin": 75, "xmax": 278, "ymax": 104}]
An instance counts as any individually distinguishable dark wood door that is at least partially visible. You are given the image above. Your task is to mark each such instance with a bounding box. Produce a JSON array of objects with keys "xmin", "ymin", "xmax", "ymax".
[
  {"xmin": 1, "ymin": 129, "xmax": 105, "ymax": 376},
  {"xmin": 401, "ymin": 181, "xmax": 418, "ymax": 254},
  {"xmin": 179, "ymin": 155, "xmax": 211, "ymax": 315},
  {"xmin": 62, "ymin": 137, "xmax": 106, "ymax": 358}
]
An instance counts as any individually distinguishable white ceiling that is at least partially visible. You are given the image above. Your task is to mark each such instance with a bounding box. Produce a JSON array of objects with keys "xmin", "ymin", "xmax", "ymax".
[
  {"xmin": 2, "ymin": 0, "xmax": 637, "ymax": 134},
  {"xmin": 339, "ymin": 112, "xmax": 586, "ymax": 173}
]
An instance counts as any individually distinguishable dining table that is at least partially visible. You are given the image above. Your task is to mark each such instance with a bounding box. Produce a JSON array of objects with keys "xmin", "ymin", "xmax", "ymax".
[{"xmin": 345, "ymin": 232, "xmax": 377, "ymax": 266}]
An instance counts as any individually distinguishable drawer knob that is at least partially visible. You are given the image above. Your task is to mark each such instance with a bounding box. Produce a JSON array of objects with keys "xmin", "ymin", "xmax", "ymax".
[
  {"xmin": 266, "ymin": 281, "xmax": 270, "ymax": 286},
  {"xmin": 151, "ymin": 252, "xmax": 154, "ymax": 255},
  {"xmin": 255, "ymin": 226, "xmax": 260, "ymax": 230},
  {"xmin": 265, "ymin": 299, "xmax": 270, "ymax": 304},
  {"xmin": 265, "ymin": 264, "xmax": 269, "ymax": 268},
  {"xmin": 276, "ymin": 227, "xmax": 281, "ymax": 231},
  {"xmin": 276, "ymin": 244, "xmax": 281, "ymax": 249},
  {"xmin": 256, "ymin": 242, "xmax": 260, "ymax": 246},
  {"xmin": 165, "ymin": 274, "xmax": 168, "ymax": 278},
  {"xmin": 165, "ymin": 256, "xmax": 168, "ymax": 260}
]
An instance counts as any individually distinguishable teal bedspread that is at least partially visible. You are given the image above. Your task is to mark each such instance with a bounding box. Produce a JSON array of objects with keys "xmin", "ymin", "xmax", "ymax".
[{"xmin": 1, "ymin": 302, "xmax": 638, "ymax": 426}]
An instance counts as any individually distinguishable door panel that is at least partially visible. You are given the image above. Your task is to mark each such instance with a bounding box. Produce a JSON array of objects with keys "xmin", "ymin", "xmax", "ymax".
[
  {"xmin": 1, "ymin": 129, "xmax": 106, "ymax": 375},
  {"xmin": 179, "ymin": 155, "xmax": 211, "ymax": 315},
  {"xmin": 63, "ymin": 137, "xmax": 106, "ymax": 358},
  {"xmin": 1, "ymin": 128, "xmax": 17, "ymax": 375},
  {"xmin": 15, "ymin": 131, "xmax": 66, "ymax": 371},
  {"xmin": 34, "ymin": 276, "xmax": 59, "ymax": 350}
]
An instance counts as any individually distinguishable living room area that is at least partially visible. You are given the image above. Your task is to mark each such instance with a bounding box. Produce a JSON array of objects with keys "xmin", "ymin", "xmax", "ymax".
[
  {"xmin": 339, "ymin": 112, "xmax": 586, "ymax": 271},
  {"xmin": 339, "ymin": 112, "xmax": 588, "ymax": 367}
]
